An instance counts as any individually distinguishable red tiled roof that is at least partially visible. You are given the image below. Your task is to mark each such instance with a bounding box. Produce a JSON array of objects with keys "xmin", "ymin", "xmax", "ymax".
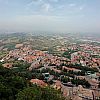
[{"xmin": 30, "ymin": 79, "xmax": 47, "ymax": 87}]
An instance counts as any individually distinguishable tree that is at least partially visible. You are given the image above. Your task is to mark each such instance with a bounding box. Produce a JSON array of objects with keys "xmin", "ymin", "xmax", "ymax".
[
  {"xmin": 16, "ymin": 85, "xmax": 65, "ymax": 100},
  {"xmin": 0, "ymin": 64, "xmax": 65, "ymax": 100},
  {"xmin": 71, "ymin": 78, "xmax": 91, "ymax": 88},
  {"xmin": 16, "ymin": 86, "xmax": 42, "ymax": 100},
  {"xmin": 41, "ymin": 87, "xmax": 65, "ymax": 100},
  {"xmin": 0, "ymin": 65, "xmax": 28, "ymax": 100},
  {"xmin": 8, "ymin": 76, "xmax": 27, "ymax": 90},
  {"xmin": 61, "ymin": 77, "xmax": 70, "ymax": 83},
  {"xmin": 0, "ymin": 83, "xmax": 14, "ymax": 100}
]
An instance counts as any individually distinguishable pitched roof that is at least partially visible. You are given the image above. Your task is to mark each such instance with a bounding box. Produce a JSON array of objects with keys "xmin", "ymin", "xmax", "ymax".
[{"xmin": 30, "ymin": 79, "xmax": 47, "ymax": 87}]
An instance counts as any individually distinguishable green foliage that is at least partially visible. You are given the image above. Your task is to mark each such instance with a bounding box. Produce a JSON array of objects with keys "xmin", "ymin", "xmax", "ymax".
[
  {"xmin": 62, "ymin": 49, "xmax": 78, "ymax": 59},
  {"xmin": 4, "ymin": 43, "xmax": 15, "ymax": 50},
  {"xmin": 0, "ymin": 83, "xmax": 14, "ymax": 100},
  {"xmin": 0, "ymin": 65, "xmax": 65, "ymax": 100},
  {"xmin": 0, "ymin": 66, "xmax": 27, "ymax": 100},
  {"xmin": 16, "ymin": 86, "xmax": 65, "ymax": 100},
  {"xmin": 63, "ymin": 63, "xmax": 98, "ymax": 72},
  {"xmin": 61, "ymin": 77, "xmax": 70, "ymax": 83},
  {"xmin": 16, "ymin": 86, "xmax": 42, "ymax": 100},
  {"xmin": 71, "ymin": 78, "xmax": 91, "ymax": 88}
]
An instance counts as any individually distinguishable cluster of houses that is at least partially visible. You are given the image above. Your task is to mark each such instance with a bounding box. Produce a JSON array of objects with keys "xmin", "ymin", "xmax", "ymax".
[
  {"xmin": 0, "ymin": 44, "xmax": 100, "ymax": 100},
  {"xmin": 70, "ymin": 44, "xmax": 100, "ymax": 68}
]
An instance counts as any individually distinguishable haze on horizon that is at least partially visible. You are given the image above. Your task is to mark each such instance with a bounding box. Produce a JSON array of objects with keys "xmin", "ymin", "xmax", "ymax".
[{"xmin": 0, "ymin": 0, "xmax": 100, "ymax": 34}]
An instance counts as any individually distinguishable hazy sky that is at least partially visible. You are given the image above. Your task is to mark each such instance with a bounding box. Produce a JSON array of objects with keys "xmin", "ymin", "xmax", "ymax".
[{"xmin": 0, "ymin": 0, "xmax": 100, "ymax": 33}]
